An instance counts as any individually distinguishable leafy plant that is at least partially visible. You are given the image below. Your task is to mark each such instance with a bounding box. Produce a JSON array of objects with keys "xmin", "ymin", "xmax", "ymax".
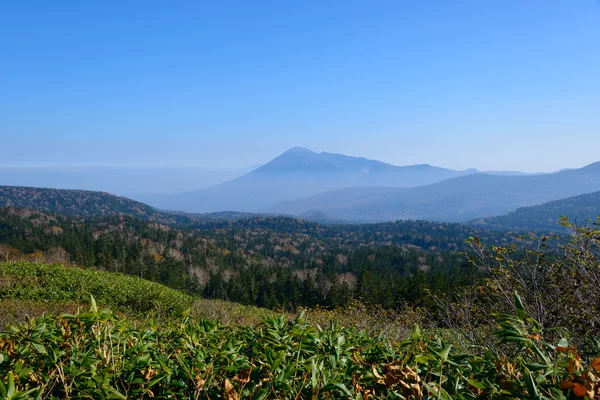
[{"xmin": 1, "ymin": 295, "xmax": 599, "ymax": 399}]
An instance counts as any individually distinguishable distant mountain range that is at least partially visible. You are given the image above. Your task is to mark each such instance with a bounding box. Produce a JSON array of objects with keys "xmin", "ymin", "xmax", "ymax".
[
  {"xmin": 268, "ymin": 161, "xmax": 600, "ymax": 222},
  {"xmin": 4, "ymin": 147, "xmax": 599, "ymax": 226},
  {"xmin": 143, "ymin": 147, "xmax": 536, "ymax": 213},
  {"xmin": 0, "ymin": 186, "xmax": 527, "ymax": 258},
  {"xmin": 2, "ymin": 182, "xmax": 599, "ymax": 233},
  {"xmin": 471, "ymin": 191, "xmax": 600, "ymax": 231}
]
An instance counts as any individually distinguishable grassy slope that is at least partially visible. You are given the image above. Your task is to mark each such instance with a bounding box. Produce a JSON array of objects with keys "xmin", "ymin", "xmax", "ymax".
[
  {"xmin": 0, "ymin": 261, "xmax": 192, "ymax": 325},
  {"xmin": 0, "ymin": 262, "xmax": 422, "ymax": 340},
  {"xmin": 0, "ymin": 262, "xmax": 277, "ymax": 327},
  {"xmin": 0, "ymin": 262, "xmax": 319, "ymax": 331}
]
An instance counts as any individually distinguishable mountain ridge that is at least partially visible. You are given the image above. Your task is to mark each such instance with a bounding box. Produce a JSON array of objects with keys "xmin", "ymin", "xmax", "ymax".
[
  {"xmin": 0, "ymin": 185, "xmax": 268, "ymax": 226},
  {"xmin": 267, "ymin": 162, "xmax": 600, "ymax": 222},
  {"xmin": 470, "ymin": 190, "xmax": 600, "ymax": 231},
  {"xmin": 0, "ymin": 185, "xmax": 160, "ymax": 219},
  {"xmin": 144, "ymin": 147, "xmax": 530, "ymax": 213}
]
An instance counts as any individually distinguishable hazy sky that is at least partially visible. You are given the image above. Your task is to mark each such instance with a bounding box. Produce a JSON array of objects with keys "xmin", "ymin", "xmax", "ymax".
[{"xmin": 1, "ymin": 1, "xmax": 599, "ymax": 172}]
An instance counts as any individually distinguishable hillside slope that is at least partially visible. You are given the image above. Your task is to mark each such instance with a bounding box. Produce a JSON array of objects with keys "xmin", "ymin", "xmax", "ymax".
[
  {"xmin": 471, "ymin": 190, "xmax": 600, "ymax": 231},
  {"xmin": 0, "ymin": 185, "xmax": 161, "ymax": 218},
  {"xmin": 0, "ymin": 261, "xmax": 275, "ymax": 328},
  {"xmin": 0, "ymin": 261, "xmax": 192, "ymax": 318},
  {"xmin": 268, "ymin": 162, "xmax": 600, "ymax": 222},
  {"xmin": 0, "ymin": 185, "xmax": 271, "ymax": 227}
]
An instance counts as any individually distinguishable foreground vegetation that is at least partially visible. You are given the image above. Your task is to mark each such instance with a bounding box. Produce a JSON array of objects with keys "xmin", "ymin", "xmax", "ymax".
[
  {"xmin": 1, "ymin": 294, "xmax": 599, "ymax": 399},
  {"xmin": 2, "ymin": 233, "xmax": 600, "ymax": 399}
]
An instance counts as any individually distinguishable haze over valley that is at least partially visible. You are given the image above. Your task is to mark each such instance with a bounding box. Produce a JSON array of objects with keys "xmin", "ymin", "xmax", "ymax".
[{"xmin": 0, "ymin": 165, "xmax": 259, "ymax": 197}]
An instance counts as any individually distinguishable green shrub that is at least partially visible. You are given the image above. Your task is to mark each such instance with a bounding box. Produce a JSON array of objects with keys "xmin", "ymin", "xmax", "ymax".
[
  {"xmin": 1, "ymin": 296, "xmax": 599, "ymax": 399},
  {"xmin": 0, "ymin": 262, "xmax": 192, "ymax": 318}
]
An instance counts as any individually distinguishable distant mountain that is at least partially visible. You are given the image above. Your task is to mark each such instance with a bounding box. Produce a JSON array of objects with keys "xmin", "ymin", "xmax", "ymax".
[
  {"xmin": 471, "ymin": 191, "xmax": 600, "ymax": 231},
  {"xmin": 268, "ymin": 162, "xmax": 600, "ymax": 223},
  {"xmin": 480, "ymin": 170, "xmax": 545, "ymax": 176},
  {"xmin": 145, "ymin": 147, "xmax": 504, "ymax": 213}
]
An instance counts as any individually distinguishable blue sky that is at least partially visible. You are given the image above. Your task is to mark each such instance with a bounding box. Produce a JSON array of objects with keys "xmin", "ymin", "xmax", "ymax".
[{"xmin": 1, "ymin": 0, "xmax": 599, "ymax": 172}]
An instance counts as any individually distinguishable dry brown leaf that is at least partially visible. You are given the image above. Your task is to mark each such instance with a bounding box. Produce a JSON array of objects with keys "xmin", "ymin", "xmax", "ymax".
[
  {"xmin": 383, "ymin": 373, "xmax": 402, "ymax": 387},
  {"xmin": 372, "ymin": 364, "xmax": 384, "ymax": 381},
  {"xmin": 404, "ymin": 366, "xmax": 421, "ymax": 383},
  {"xmin": 223, "ymin": 379, "xmax": 239, "ymax": 400},
  {"xmin": 569, "ymin": 358, "xmax": 582, "ymax": 373},
  {"xmin": 234, "ymin": 368, "xmax": 252, "ymax": 384},
  {"xmin": 352, "ymin": 349, "xmax": 364, "ymax": 365}
]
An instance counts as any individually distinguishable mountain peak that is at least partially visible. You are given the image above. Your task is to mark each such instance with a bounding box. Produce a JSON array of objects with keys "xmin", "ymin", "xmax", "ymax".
[
  {"xmin": 253, "ymin": 147, "xmax": 329, "ymax": 173},
  {"xmin": 282, "ymin": 147, "xmax": 315, "ymax": 155}
]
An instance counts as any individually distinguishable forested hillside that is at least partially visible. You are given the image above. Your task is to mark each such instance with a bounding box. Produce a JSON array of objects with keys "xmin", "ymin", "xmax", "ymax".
[
  {"xmin": 0, "ymin": 186, "xmax": 161, "ymax": 219},
  {"xmin": 0, "ymin": 185, "xmax": 269, "ymax": 227},
  {"xmin": 472, "ymin": 190, "xmax": 600, "ymax": 231},
  {"xmin": 0, "ymin": 206, "xmax": 520, "ymax": 310}
]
